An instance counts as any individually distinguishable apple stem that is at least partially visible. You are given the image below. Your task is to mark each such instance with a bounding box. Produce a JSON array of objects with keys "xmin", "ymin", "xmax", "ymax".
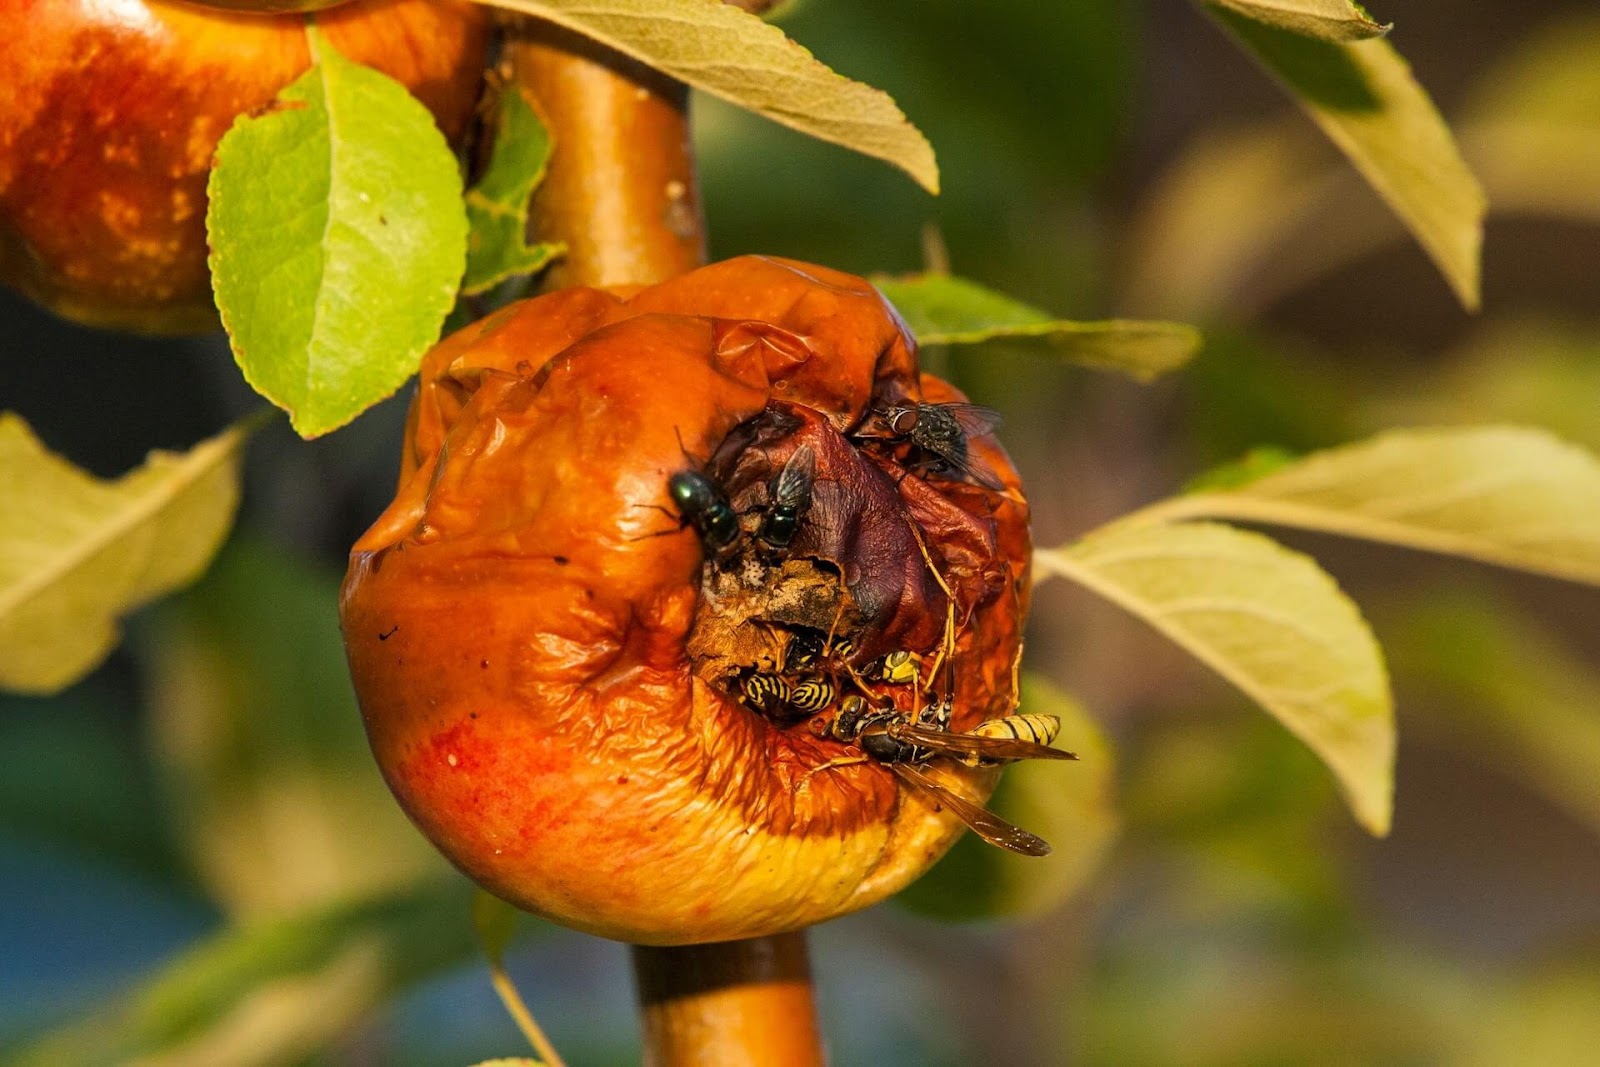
[
  {"xmin": 632, "ymin": 933, "xmax": 827, "ymax": 1066},
  {"xmin": 502, "ymin": 15, "xmax": 827, "ymax": 1067}
]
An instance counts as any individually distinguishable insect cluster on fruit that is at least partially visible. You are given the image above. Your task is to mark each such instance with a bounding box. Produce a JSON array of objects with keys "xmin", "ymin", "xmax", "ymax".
[
  {"xmin": 341, "ymin": 255, "xmax": 1062, "ymax": 945},
  {"xmin": 669, "ymin": 386, "xmax": 1073, "ymax": 857}
]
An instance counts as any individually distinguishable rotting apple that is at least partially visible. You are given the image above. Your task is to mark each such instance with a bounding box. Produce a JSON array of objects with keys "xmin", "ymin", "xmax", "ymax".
[
  {"xmin": 340, "ymin": 256, "xmax": 1036, "ymax": 946},
  {"xmin": 0, "ymin": 0, "xmax": 488, "ymax": 333}
]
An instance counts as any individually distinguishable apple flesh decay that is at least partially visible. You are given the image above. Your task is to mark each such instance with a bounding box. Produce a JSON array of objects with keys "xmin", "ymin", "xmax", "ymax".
[
  {"xmin": 341, "ymin": 257, "xmax": 1033, "ymax": 945},
  {"xmin": 0, "ymin": 0, "xmax": 487, "ymax": 333}
]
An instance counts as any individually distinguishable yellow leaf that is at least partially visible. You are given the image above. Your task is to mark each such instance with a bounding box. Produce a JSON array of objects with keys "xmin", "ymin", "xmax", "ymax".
[
  {"xmin": 1210, "ymin": 0, "xmax": 1389, "ymax": 42},
  {"xmin": 1037, "ymin": 521, "xmax": 1394, "ymax": 835},
  {"xmin": 1206, "ymin": 6, "xmax": 1486, "ymax": 310},
  {"xmin": 484, "ymin": 0, "xmax": 938, "ymax": 192},
  {"xmin": 1139, "ymin": 427, "xmax": 1600, "ymax": 587},
  {"xmin": 0, "ymin": 413, "xmax": 253, "ymax": 694}
]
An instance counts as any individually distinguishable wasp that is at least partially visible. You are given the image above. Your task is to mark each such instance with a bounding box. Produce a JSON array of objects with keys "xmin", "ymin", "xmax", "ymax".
[
  {"xmin": 757, "ymin": 445, "xmax": 817, "ymax": 553},
  {"xmin": 741, "ymin": 672, "xmax": 791, "ymax": 718},
  {"xmin": 819, "ymin": 697, "xmax": 1076, "ymax": 856},
  {"xmin": 873, "ymin": 650, "xmax": 918, "ymax": 685},
  {"xmin": 877, "ymin": 402, "xmax": 1005, "ymax": 491},
  {"xmin": 784, "ymin": 629, "xmax": 855, "ymax": 673},
  {"xmin": 786, "ymin": 675, "xmax": 836, "ymax": 714},
  {"xmin": 667, "ymin": 470, "xmax": 740, "ymax": 556}
]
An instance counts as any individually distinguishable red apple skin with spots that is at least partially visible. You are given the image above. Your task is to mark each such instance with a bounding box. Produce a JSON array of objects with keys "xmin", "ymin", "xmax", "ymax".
[{"xmin": 0, "ymin": 0, "xmax": 487, "ymax": 333}]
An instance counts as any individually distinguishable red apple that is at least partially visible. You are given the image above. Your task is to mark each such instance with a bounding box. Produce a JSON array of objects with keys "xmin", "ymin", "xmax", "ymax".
[
  {"xmin": 341, "ymin": 257, "xmax": 1037, "ymax": 945},
  {"xmin": 0, "ymin": 0, "xmax": 488, "ymax": 333}
]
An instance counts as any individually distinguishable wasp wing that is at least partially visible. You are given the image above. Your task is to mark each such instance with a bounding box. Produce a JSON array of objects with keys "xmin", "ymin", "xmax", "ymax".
[
  {"xmin": 888, "ymin": 720, "xmax": 1077, "ymax": 762},
  {"xmin": 890, "ymin": 763, "xmax": 1052, "ymax": 857}
]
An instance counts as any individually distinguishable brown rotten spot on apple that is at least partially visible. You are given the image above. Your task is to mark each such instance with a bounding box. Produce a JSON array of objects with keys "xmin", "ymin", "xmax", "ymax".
[
  {"xmin": 341, "ymin": 256, "xmax": 1055, "ymax": 946},
  {"xmin": 0, "ymin": 0, "xmax": 487, "ymax": 332}
]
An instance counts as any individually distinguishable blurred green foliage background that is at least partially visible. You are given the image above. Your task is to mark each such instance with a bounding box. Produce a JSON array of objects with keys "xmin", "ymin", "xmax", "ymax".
[{"xmin": 4, "ymin": 0, "xmax": 1600, "ymax": 1063}]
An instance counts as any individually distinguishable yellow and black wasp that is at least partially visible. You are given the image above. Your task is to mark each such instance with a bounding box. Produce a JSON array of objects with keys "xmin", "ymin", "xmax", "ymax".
[{"xmin": 819, "ymin": 697, "xmax": 1075, "ymax": 856}]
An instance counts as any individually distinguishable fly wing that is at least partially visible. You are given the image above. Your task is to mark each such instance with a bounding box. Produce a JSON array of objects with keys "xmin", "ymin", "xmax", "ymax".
[
  {"xmin": 891, "ymin": 763, "xmax": 1052, "ymax": 857},
  {"xmin": 889, "ymin": 720, "xmax": 1078, "ymax": 762},
  {"xmin": 773, "ymin": 444, "xmax": 817, "ymax": 507},
  {"xmin": 938, "ymin": 403, "xmax": 1003, "ymax": 440},
  {"xmin": 937, "ymin": 405, "xmax": 1006, "ymax": 490}
]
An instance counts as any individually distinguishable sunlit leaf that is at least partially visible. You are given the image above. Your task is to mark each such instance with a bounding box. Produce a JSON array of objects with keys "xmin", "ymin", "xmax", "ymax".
[
  {"xmin": 1132, "ymin": 427, "xmax": 1600, "ymax": 587},
  {"xmin": 872, "ymin": 273, "xmax": 1200, "ymax": 380},
  {"xmin": 1037, "ymin": 521, "xmax": 1393, "ymax": 835},
  {"xmin": 897, "ymin": 675, "xmax": 1118, "ymax": 921},
  {"xmin": 462, "ymin": 85, "xmax": 564, "ymax": 295},
  {"xmin": 1381, "ymin": 587, "xmax": 1600, "ymax": 837},
  {"xmin": 0, "ymin": 414, "xmax": 251, "ymax": 695},
  {"xmin": 1208, "ymin": 0, "xmax": 1388, "ymax": 42},
  {"xmin": 8, "ymin": 881, "xmax": 485, "ymax": 1067},
  {"xmin": 142, "ymin": 539, "xmax": 444, "ymax": 918},
  {"xmin": 483, "ymin": 0, "xmax": 938, "ymax": 192},
  {"xmin": 1205, "ymin": 7, "xmax": 1486, "ymax": 309},
  {"xmin": 208, "ymin": 28, "xmax": 467, "ymax": 438}
]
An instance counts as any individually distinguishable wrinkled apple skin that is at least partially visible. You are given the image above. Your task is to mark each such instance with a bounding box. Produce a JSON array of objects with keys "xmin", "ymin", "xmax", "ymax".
[
  {"xmin": 0, "ymin": 0, "xmax": 487, "ymax": 333},
  {"xmin": 341, "ymin": 257, "xmax": 1032, "ymax": 946}
]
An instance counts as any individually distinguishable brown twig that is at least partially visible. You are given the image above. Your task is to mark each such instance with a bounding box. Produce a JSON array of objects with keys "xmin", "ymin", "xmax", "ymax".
[
  {"xmin": 503, "ymin": 18, "xmax": 704, "ymax": 290},
  {"xmin": 502, "ymin": 17, "xmax": 826, "ymax": 1067},
  {"xmin": 633, "ymin": 933, "xmax": 826, "ymax": 1067}
]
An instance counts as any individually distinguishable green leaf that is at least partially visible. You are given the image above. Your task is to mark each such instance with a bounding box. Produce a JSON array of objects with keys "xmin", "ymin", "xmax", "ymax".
[
  {"xmin": 897, "ymin": 675, "xmax": 1118, "ymax": 921},
  {"xmin": 462, "ymin": 86, "xmax": 564, "ymax": 295},
  {"xmin": 7, "ymin": 881, "xmax": 483, "ymax": 1067},
  {"xmin": 207, "ymin": 28, "xmax": 468, "ymax": 438},
  {"xmin": 871, "ymin": 273, "xmax": 1201, "ymax": 381},
  {"xmin": 142, "ymin": 538, "xmax": 444, "ymax": 917},
  {"xmin": 1205, "ymin": 6, "xmax": 1486, "ymax": 310},
  {"xmin": 1135, "ymin": 427, "xmax": 1600, "ymax": 587},
  {"xmin": 1036, "ymin": 521, "xmax": 1394, "ymax": 835},
  {"xmin": 0, "ymin": 414, "xmax": 251, "ymax": 695},
  {"xmin": 1184, "ymin": 445, "xmax": 1301, "ymax": 493},
  {"xmin": 482, "ymin": 0, "xmax": 939, "ymax": 193},
  {"xmin": 1208, "ymin": 0, "xmax": 1389, "ymax": 42}
]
